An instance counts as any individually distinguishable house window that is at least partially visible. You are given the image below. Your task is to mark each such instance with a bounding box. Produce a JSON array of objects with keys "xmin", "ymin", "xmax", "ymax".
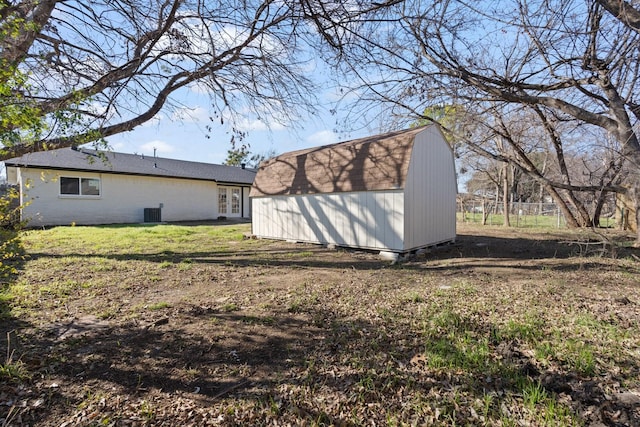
[
  {"xmin": 231, "ymin": 188, "xmax": 240, "ymax": 214},
  {"xmin": 218, "ymin": 188, "xmax": 227, "ymax": 214},
  {"xmin": 60, "ymin": 177, "xmax": 100, "ymax": 196}
]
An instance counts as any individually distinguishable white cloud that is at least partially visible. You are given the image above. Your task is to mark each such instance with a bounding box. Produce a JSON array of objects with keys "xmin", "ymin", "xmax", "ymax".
[
  {"xmin": 188, "ymin": 81, "xmax": 212, "ymax": 95},
  {"xmin": 171, "ymin": 106, "xmax": 210, "ymax": 123},
  {"xmin": 236, "ymin": 117, "xmax": 286, "ymax": 132},
  {"xmin": 109, "ymin": 141, "xmax": 127, "ymax": 151},
  {"xmin": 139, "ymin": 140, "xmax": 175, "ymax": 155},
  {"xmin": 140, "ymin": 115, "xmax": 163, "ymax": 128},
  {"xmin": 306, "ymin": 130, "xmax": 338, "ymax": 146}
]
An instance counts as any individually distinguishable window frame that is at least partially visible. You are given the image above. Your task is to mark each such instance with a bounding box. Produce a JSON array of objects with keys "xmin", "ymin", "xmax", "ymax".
[
  {"xmin": 218, "ymin": 187, "xmax": 228, "ymax": 214},
  {"xmin": 59, "ymin": 176, "xmax": 102, "ymax": 198},
  {"xmin": 231, "ymin": 188, "xmax": 240, "ymax": 214}
]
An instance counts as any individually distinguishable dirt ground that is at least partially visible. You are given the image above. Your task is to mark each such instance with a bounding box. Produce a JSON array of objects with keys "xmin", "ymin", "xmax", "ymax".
[{"xmin": 1, "ymin": 223, "xmax": 639, "ymax": 426}]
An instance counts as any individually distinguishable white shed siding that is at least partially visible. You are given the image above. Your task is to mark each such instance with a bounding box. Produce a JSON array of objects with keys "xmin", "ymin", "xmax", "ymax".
[
  {"xmin": 252, "ymin": 190, "xmax": 405, "ymax": 251},
  {"xmin": 403, "ymin": 127, "xmax": 457, "ymax": 249},
  {"xmin": 16, "ymin": 168, "xmax": 220, "ymax": 226}
]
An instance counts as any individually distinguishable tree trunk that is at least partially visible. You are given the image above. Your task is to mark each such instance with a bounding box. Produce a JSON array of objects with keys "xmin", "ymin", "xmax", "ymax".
[
  {"xmin": 538, "ymin": 155, "xmax": 548, "ymax": 215},
  {"xmin": 592, "ymin": 190, "xmax": 610, "ymax": 228},
  {"xmin": 547, "ymin": 188, "xmax": 581, "ymax": 228},
  {"xmin": 502, "ymin": 163, "xmax": 510, "ymax": 227},
  {"xmin": 633, "ymin": 184, "xmax": 640, "ymax": 246},
  {"xmin": 482, "ymin": 196, "xmax": 489, "ymax": 225}
]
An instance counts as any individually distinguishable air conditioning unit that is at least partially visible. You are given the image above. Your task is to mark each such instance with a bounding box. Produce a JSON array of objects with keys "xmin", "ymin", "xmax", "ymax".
[{"xmin": 143, "ymin": 207, "xmax": 162, "ymax": 222}]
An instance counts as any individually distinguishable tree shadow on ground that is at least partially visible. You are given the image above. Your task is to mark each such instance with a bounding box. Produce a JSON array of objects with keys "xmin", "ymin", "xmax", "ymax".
[
  {"xmin": 2, "ymin": 299, "xmax": 638, "ymax": 425},
  {"xmin": 25, "ymin": 232, "xmax": 640, "ymax": 275},
  {"xmin": 0, "ymin": 227, "xmax": 29, "ymax": 353}
]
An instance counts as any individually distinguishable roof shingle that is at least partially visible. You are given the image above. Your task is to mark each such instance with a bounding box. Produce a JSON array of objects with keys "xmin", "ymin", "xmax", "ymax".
[
  {"xmin": 4, "ymin": 147, "xmax": 256, "ymax": 185},
  {"xmin": 250, "ymin": 127, "xmax": 427, "ymax": 197}
]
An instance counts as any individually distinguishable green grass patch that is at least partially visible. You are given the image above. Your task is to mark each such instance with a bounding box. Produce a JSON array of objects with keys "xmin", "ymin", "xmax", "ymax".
[
  {"xmin": 0, "ymin": 359, "xmax": 30, "ymax": 383},
  {"xmin": 222, "ymin": 302, "xmax": 240, "ymax": 312},
  {"xmin": 22, "ymin": 223, "xmax": 256, "ymax": 257},
  {"xmin": 148, "ymin": 302, "xmax": 171, "ymax": 311}
]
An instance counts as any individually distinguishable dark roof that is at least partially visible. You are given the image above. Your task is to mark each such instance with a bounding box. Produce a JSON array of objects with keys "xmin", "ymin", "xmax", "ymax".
[
  {"xmin": 250, "ymin": 126, "xmax": 427, "ymax": 197},
  {"xmin": 4, "ymin": 147, "xmax": 256, "ymax": 185}
]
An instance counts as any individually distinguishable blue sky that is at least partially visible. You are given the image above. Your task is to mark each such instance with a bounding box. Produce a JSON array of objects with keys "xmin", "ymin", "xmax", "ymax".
[
  {"xmin": 102, "ymin": 73, "xmax": 376, "ymax": 165},
  {"xmin": 105, "ymin": 101, "xmax": 345, "ymax": 165}
]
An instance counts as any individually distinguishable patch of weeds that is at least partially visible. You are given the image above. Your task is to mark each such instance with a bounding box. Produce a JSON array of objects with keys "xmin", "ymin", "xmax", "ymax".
[
  {"xmin": 40, "ymin": 279, "xmax": 83, "ymax": 298},
  {"xmin": 564, "ymin": 339, "xmax": 596, "ymax": 376},
  {"xmin": 287, "ymin": 300, "xmax": 303, "ymax": 313},
  {"xmin": 454, "ymin": 280, "xmax": 478, "ymax": 296},
  {"xmin": 480, "ymin": 392, "xmax": 496, "ymax": 421},
  {"xmin": 222, "ymin": 302, "xmax": 240, "ymax": 312},
  {"xmin": 0, "ymin": 333, "xmax": 29, "ymax": 384},
  {"xmin": 97, "ymin": 307, "xmax": 119, "ymax": 320},
  {"xmin": 184, "ymin": 367, "xmax": 200, "ymax": 378},
  {"xmin": 0, "ymin": 358, "xmax": 30, "ymax": 383},
  {"xmin": 521, "ymin": 379, "xmax": 548, "ymax": 408},
  {"xmin": 515, "ymin": 377, "xmax": 579, "ymax": 425},
  {"xmin": 3, "ymin": 278, "xmax": 84, "ymax": 313},
  {"xmin": 355, "ymin": 370, "xmax": 378, "ymax": 402},
  {"xmin": 258, "ymin": 395, "xmax": 281, "ymax": 416},
  {"xmin": 287, "ymin": 292, "xmax": 319, "ymax": 313},
  {"xmin": 77, "ymin": 388, "xmax": 106, "ymax": 410},
  {"xmin": 377, "ymin": 307, "xmax": 395, "ymax": 320},
  {"xmin": 573, "ymin": 312, "xmax": 622, "ymax": 340},
  {"xmin": 158, "ymin": 261, "xmax": 173, "ymax": 269},
  {"xmin": 90, "ymin": 258, "xmax": 117, "ymax": 272},
  {"xmin": 0, "ymin": 285, "xmax": 15, "ymax": 319},
  {"xmin": 423, "ymin": 333, "xmax": 490, "ymax": 371},
  {"xmin": 177, "ymin": 259, "xmax": 193, "ymax": 271},
  {"xmin": 538, "ymin": 397, "xmax": 577, "ymax": 425},
  {"xmin": 535, "ymin": 341, "xmax": 556, "ymax": 362},
  {"xmin": 501, "ymin": 313, "xmax": 546, "ymax": 343},
  {"xmin": 431, "ymin": 309, "xmax": 466, "ymax": 333},
  {"xmin": 283, "ymin": 250, "xmax": 313, "ymax": 258},
  {"xmin": 404, "ymin": 292, "xmax": 424, "ymax": 303},
  {"xmin": 148, "ymin": 302, "xmax": 171, "ymax": 311},
  {"xmin": 139, "ymin": 400, "xmax": 155, "ymax": 421},
  {"xmin": 419, "ymin": 308, "xmax": 493, "ymax": 372}
]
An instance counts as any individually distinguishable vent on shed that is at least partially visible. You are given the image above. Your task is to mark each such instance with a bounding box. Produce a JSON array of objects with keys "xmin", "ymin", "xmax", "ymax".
[{"xmin": 144, "ymin": 208, "xmax": 162, "ymax": 223}]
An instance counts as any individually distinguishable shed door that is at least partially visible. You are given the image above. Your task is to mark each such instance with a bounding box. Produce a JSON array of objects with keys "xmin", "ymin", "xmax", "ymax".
[{"xmin": 218, "ymin": 186, "xmax": 242, "ymax": 217}]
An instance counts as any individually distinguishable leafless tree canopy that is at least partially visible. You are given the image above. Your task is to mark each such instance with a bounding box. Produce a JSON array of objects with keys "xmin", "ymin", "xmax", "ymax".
[
  {"xmin": 324, "ymin": 0, "xmax": 640, "ymax": 237},
  {"xmin": 0, "ymin": 0, "xmax": 397, "ymax": 159}
]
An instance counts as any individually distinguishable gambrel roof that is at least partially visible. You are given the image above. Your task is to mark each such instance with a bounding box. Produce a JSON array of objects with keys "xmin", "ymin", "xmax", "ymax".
[
  {"xmin": 4, "ymin": 147, "xmax": 256, "ymax": 185},
  {"xmin": 250, "ymin": 126, "xmax": 429, "ymax": 197}
]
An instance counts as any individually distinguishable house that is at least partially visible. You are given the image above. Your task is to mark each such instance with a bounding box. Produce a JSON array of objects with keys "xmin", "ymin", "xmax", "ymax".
[
  {"xmin": 250, "ymin": 125, "xmax": 457, "ymax": 253},
  {"xmin": 4, "ymin": 147, "xmax": 256, "ymax": 226}
]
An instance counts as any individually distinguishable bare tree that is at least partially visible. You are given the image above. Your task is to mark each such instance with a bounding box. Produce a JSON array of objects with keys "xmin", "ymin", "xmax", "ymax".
[
  {"xmin": 328, "ymin": 0, "xmax": 640, "ymax": 242},
  {"xmin": 0, "ymin": 0, "xmax": 397, "ymax": 160}
]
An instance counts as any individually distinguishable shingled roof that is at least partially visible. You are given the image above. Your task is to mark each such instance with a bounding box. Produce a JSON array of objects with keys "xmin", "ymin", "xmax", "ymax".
[
  {"xmin": 250, "ymin": 126, "xmax": 427, "ymax": 197},
  {"xmin": 4, "ymin": 147, "xmax": 256, "ymax": 185}
]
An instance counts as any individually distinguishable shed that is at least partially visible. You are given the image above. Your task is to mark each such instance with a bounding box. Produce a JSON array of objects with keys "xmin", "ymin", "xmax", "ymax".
[
  {"xmin": 4, "ymin": 147, "xmax": 256, "ymax": 226},
  {"xmin": 250, "ymin": 125, "xmax": 457, "ymax": 253}
]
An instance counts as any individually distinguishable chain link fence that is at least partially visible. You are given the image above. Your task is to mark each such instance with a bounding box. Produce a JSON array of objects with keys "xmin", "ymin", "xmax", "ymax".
[{"xmin": 457, "ymin": 200, "xmax": 617, "ymax": 229}]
